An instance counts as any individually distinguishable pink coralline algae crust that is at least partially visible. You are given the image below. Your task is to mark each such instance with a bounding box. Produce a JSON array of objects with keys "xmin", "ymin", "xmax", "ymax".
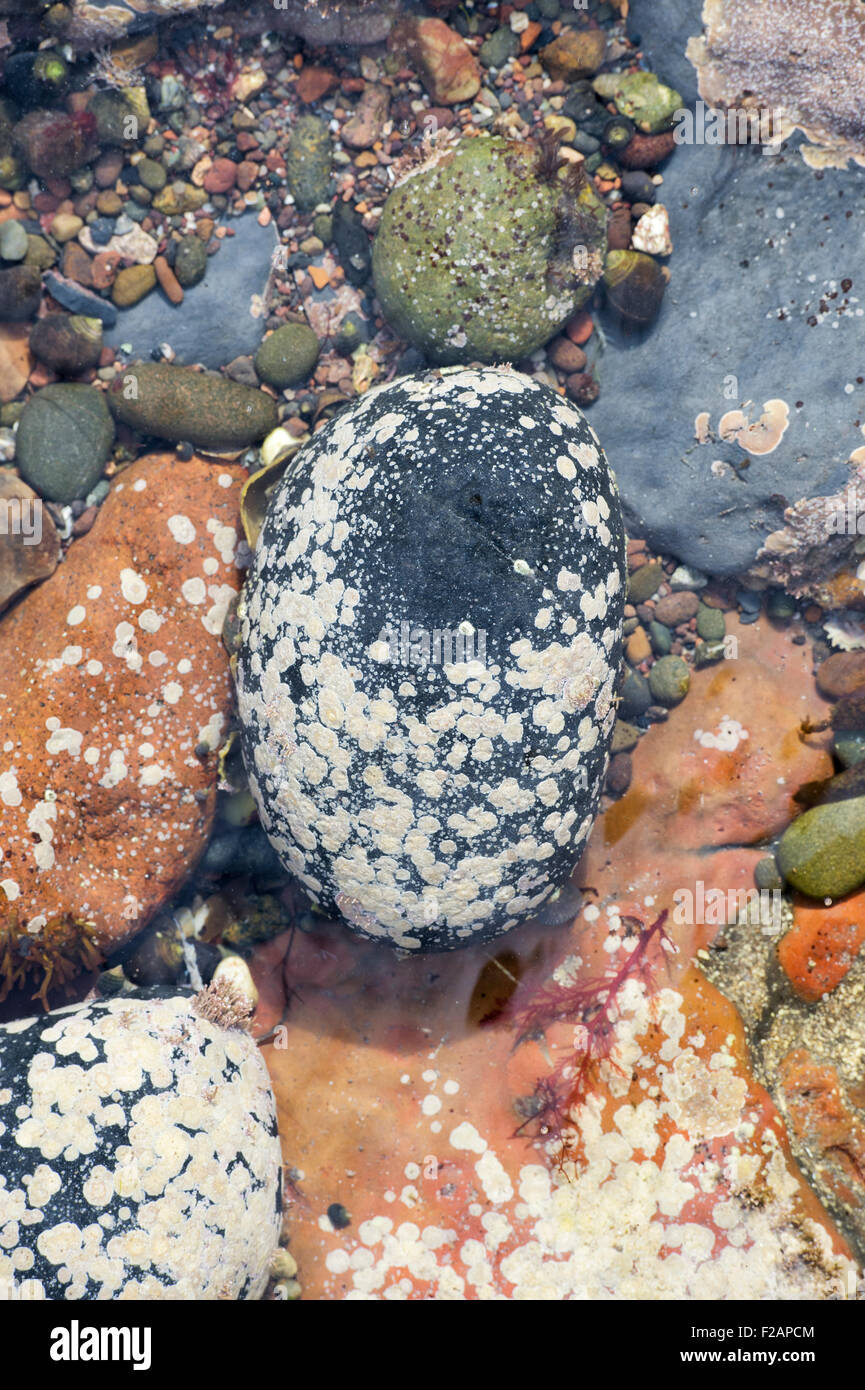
[
  {"xmin": 687, "ymin": 0, "xmax": 865, "ymax": 167},
  {"xmin": 255, "ymin": 617, "xmax": 856, "ymax": 1299},
  {"xmin": 0, "ymin": 452, "xmax": 246, "ymax": 996}
]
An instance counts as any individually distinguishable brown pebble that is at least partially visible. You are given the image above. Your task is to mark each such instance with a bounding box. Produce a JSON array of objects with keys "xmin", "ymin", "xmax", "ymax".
[
  {"xmin": 61, "ymin": 241, "xmax": 94, "ymax": 288},
  {"xmin": 606, "ymin": 752, "xmax": 632, "ymax": 796},
  {"xmin": 653, "ymin": 591, "xmax": 699, "ymax": 625},
  {"xmin": 815, "ymin": 651, "xmax": 865, "ymax": 701},
  {"xmin": 549, "ymin": 337, "xmax": 587, "ymax": 372},
  {"xmin": 154, "ymin": 255, "xmax": 183, "ymax": 305},
  {"xmin": 91, "ymin": 250, "xmax": 121, "ymax": 290},
  {"xmin": 72, "ymin": 506, "xmax": 97, "ymax": 536},
  {"xmin": 565, "ymin": 372, "xmax": 599, "ymax": 405}
]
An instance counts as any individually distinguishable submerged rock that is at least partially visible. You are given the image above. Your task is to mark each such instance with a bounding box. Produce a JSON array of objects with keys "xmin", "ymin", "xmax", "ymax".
[
  {"xmin": 16, "ymin": 382, "xmax": 114, "ymax": 504},
  {"xmin": 103, "ymin": 213, "xmax": 276, "ymax": 368},
  {"xmin": 0, "ymin": 452, "xmax": 245, "ymax": 988},
  {"xmin": 777, "ymin": 797, "xmax": 865, "ymax": 899},
  {"xmin": 29, "ymin": 314, "xmax": 103, "ymax": 375},
  {"xmin": 372, "ymin": 135, "xmax": 608, "ymax": 363},
  {"xmin": 0, "ymin": 991, "xmax": 281, "ymax": 1300},
  {"xmin": 285, "ymin": 115, "xmax": 332, "ymax": 212},
  {"xmin": 254, "ymin": 322, "xmax": 320, "ymax": 389},
  {"xmin": 0, "ymin": 471, "xmax": 59, "ymax": 613},
  {"xmin": 108, "ymin": 362, "xmax": 278, "ymax": 449},
  {"xmin": 236, "ymin": 367, "xmax": 625, "ymax": 950}
]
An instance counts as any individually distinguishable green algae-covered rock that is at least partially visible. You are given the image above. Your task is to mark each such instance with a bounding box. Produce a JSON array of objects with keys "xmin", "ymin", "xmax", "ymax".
[
  {"xmin": 254, "ymin": 323, "xmax": 320, "ymax": 389},
  {"xmin": 286, "ymin": 115, "xmax": 332, "ymax": 212},
  {"xmin": 777, "ymin": 796, "xmax": 865, "ymax": 899},
  {"xmin": 593, "ymin": 70, "xmax": 683, "ymax": 134},
  {"xmin": 372, "ymin": 135, "xmax": 608, "ymax": 364},
  {"xmin": 107, "ymin": 362, "xmax": 278, "ymax": 450},
  {"xmin": 174, "ymin": 234, "xmax": 208, "ymax": 288},
  {"xmin": 648, "ymin": 654, "xmax": 690, "ymax": 707},
  {"xmin": 16, "ymin": 382, "xmax": 114, "ymax": 504}
]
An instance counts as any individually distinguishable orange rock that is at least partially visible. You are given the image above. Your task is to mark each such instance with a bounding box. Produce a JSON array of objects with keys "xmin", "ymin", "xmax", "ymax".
[
  {"xmin": 256, "ymin": 617, "xmax": 852, "ymax": 1298},
  {"xmin": 0, "ymin": 453, "xmax": 245, "ymax": 994},
  {"xmin": 778, "ymin": 1049, "xmax": 865, "ymax": 1215},
  {"xmin": 309, "ymin": 265, "xmax": 330, "ymax": 290},
  {"xmin": 778, "ymin": 890, "xmax": 865, "ymax": 1001},
  {"xmin": 91, "ymin": 250, "xmax": 121, "ymax": 291},
  {"xmin": 390, "ymin": 17, "xmax": 482, "ymax": 105},
  {"xmin": 816, "ymin": 650, "xmax": 865, "ymax": 700},
  {"xmin": 565, "ymin": 310, "xmax": 594, "ymax": 345},
  {"xmin": 154, "ymin": 254, "xmax": 183, "ymax": 305},
  {"xmin": 0, "ymin": 324, "xmax": 33, "ymax": 404},
  {"xmin": 0, "ymin": 472, "xmax": 59, "ymax": 614},
  {"xmin": 295, "ymin": 65, "xmax": 338, "ymax": 104}
]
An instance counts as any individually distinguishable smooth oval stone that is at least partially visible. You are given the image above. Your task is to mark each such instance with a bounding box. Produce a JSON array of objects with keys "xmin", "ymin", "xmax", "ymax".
[
  {"xmin": 236, "ymin": 366, "xmax": 625, "ymax": 951},
  {"xmin": 777, "ymin": 795, "xmax": 865, "ymax": 899},
  {"xmin": 107, "ymin": 361, "xmax": 278, "ymax": 450},
  {"xmin": 16, "ymin": 382, "xmax": 114, "ymax": 504}
]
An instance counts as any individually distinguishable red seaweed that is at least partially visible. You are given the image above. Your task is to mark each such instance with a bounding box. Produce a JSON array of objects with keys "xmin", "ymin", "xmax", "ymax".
[{"xmin": 512, "ymin": 909, "xmax": 673, "ymax": 1156}]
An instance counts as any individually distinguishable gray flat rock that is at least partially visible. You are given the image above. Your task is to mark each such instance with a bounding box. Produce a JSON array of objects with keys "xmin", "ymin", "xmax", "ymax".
[
  {"xmin": 588, "ymin": 0, "xmax": 865, "ymax": 576},
  {"xmin": 105, "ymin": 214, "xmax": 276, "ymax": 370}
]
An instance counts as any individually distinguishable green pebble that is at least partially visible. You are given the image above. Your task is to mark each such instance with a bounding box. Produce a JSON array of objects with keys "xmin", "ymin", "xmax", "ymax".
[
  {"xmin": 107, "ymin": 362, "xmax": 277, "ymax": 451},
  {"xmin": 313, "ymin": 213, "xmax": 333, "ymax": 244},
  {"xmin": 754, "ymin": 855, "xmax": 784, "ymax": 892},
  {"xmin": 648, "ymin": 655, "xmax": 691, "ymax": 707},
  {"xmin": 767, "ymin": 588, "xmax": 796, "ymax": 620},
  {"xmin": 694, "ymin": 640, "xmax": 726, "ymax": 668},
  {"xmin": 596, "ymin": 70, "xmax": 684, "ymax": 134},
  {"xmin": 254, "ymin": 323, "xmax": 320, "ymax": 389},
  {"xmin": 16, "ymin": 383, "xmax": 114, "ymax": 504},
  {"xmin": 137, "ymin": 157, "xmax": 167, "ymax": 192},
  {"xmin": 479, "ymin": 27, "xmax": 520, "ymax": 69},
  {"xmin": 834, "ymin": 732, "xmax": 865, "ymax": 768},
  {"xmin": 777, "ymin": 795, "xmax": 865, "ymax": 899},
  {"xmin": 173, "ymin": 235, "xmax": 208, "ymax": 288},
  {"xmin": 648, "ymin": 620, "xmax": 672, "ymax": 655},
  {"xmin": 611, "ymin": 719, "xmax": 640, "ymax": 754},
  {"xmin": 696, "ymin": 603, "xmax": 726, "ymax": 641},
  {"xmin": 627, "ymin": 560, "xmax": 664, "ymax": 603},
  {"xmin": 286, "ymin": 115, "xmax": 332, "ymax": 213}
]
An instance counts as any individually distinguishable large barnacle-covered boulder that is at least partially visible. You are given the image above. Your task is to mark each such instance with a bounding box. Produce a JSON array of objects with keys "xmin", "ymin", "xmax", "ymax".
[
  {"xmin": 372, "ymin": 135, "xmax": 608, "ymax": 364},
  {"xmin": 0, "ymin": 989, "xmax": 282, "ymax": 1300},
  {"xmin": 236, "ymin": 367, "xmax": 625, "ymax": 951}
]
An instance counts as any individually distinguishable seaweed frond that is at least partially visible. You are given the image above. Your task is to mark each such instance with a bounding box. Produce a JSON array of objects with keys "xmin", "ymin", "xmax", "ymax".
[
  {"xmin": 0, "ymin": 912, "xmax": 102, "ymax": 1009},
  {"xmin": 512, "ymin": 910, "xmax": 673, "ymax": 1158}
]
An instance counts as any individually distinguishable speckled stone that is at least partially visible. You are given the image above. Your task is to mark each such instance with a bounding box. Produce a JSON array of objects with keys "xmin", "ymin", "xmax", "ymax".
[
  {"xmin": 236, "ymin": 366, "xmax": 625, "ymax": 951},
  {"xmin": 0, "ymin": 990, "xmax": 281, "ymax": 1300},
  {"xmin": 0, "ymin": 452, "xmax": 246, "ymax": 976}
]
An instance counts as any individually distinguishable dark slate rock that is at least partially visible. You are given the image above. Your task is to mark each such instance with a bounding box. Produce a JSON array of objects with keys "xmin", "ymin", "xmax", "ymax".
[
  {"xmin": 586, "ymin": 0, "xmax": 865, "ymax": 576},
  {"xmin": 104, "ymin": 214, "xmax": 277, "ymax": 369},
  {"xmin": 0, "ymin": 992, "xmax": 281, "ymax": 1301},
  {"xmin": 333, "ymin": 200, "xmax": 372, "ymax": 287},
  {"xmin": 43, "ymin": 270, "xmax": 117, "ymax": 326},
  {"xmin": 237, "ymin": 367, "xmax": 625, "ymax": 952}
]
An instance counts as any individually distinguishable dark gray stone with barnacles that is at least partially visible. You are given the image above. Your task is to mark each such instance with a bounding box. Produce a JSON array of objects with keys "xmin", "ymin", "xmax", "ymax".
[
  {"xmin": 236, "ymin": 367, "xmax": 625, "ymax": 951},
  {"xmin": 0, "ymin": 990, "xmax": 281, "ymax": 1300}
]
